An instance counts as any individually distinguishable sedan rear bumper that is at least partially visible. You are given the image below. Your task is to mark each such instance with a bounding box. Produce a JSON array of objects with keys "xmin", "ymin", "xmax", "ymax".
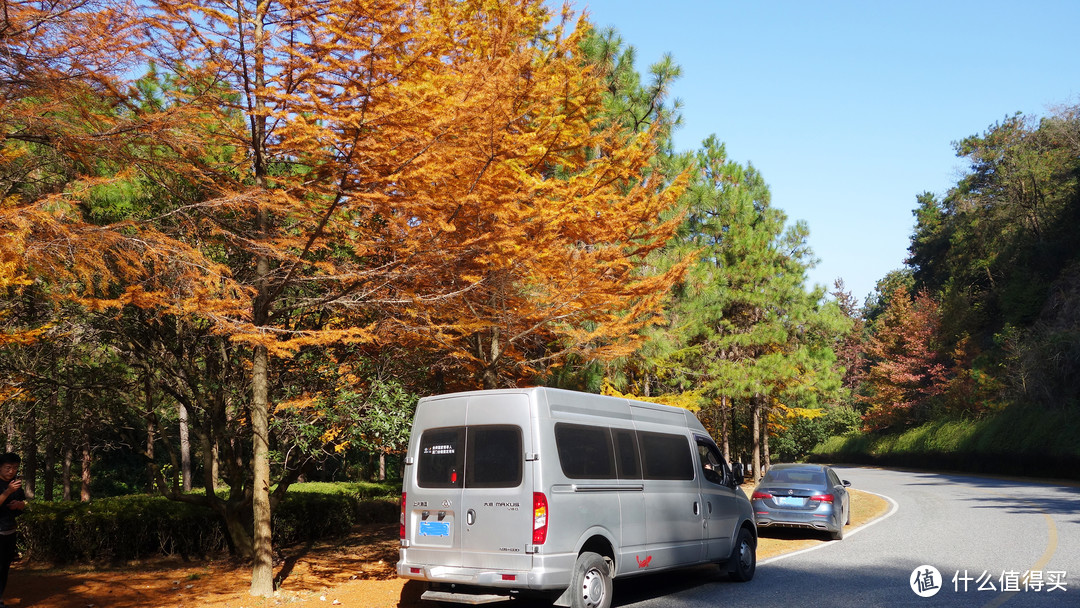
[{"xmin": 754, "ymin": 509, "xmax": 840, "ymax": 532}]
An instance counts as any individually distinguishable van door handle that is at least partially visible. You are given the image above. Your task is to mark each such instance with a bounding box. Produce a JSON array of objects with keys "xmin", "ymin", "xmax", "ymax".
[
  {"xmin": 693, "ymin": 501, "xmax": 700, "ymax": 515},
  {"xmin": 467, "ymin": 509, "xmax": 476, "ymax": 525}
]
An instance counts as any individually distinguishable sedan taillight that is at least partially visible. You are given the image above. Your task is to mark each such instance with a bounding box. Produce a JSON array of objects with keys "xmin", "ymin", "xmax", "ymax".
[
  {"xmin": 809, "ymin": 494, "xmax": 834, "ymax": 503},
  {"xmin": 751, "ymin": 491, "xmax": 773, "ymax": 500}
]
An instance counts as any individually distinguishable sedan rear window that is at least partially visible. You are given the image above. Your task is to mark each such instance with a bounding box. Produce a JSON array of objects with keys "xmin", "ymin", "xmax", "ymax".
[{"xmin": 763, "ymin": 469, "xmax": 825, "ymax": 485}]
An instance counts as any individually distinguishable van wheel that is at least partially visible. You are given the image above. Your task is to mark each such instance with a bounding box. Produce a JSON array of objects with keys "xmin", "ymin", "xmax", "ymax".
[
  {"xmin": 727, "ymin": 527, "xmax": 756, "ymax": 582},
  {"xmin": 569, "ymin": 551, "xmax": 612, "ymax": 608}
]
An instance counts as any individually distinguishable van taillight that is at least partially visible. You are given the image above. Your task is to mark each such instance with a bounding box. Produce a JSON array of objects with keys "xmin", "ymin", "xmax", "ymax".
[
  {"xmin": 532, "ymin": 492, "xmax": 548, "ymax": 545},
  {"xmin": 400, "ymin": 492, "xmax": 407, "ymax": 539}
]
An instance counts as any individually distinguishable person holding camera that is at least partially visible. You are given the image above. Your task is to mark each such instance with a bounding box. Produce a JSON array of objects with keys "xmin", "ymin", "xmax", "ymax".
[{"xmin": 0, "ymin": 453, "xmax": 26, "ymax": 608}]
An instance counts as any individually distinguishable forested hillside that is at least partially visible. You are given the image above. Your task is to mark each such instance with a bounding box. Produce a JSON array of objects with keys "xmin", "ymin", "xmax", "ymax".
[{"xmin": 814, "ymin": 107, "xmax": 1080, "ymax": 476}]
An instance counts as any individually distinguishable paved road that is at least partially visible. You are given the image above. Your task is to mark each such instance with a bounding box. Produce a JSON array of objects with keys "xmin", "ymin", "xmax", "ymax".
[{"xmin": 613, "ymin": 466, "xmax": 1080, "ymax": 607}]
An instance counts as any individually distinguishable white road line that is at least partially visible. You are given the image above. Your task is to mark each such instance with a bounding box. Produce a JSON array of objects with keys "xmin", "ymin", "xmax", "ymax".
[{"xmin": 758, "ymin": 490, "xmax": 900, "ymax": 566}]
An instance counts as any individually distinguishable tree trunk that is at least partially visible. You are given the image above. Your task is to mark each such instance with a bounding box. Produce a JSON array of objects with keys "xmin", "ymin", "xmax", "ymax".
[
  {"xmin": 80, "ymin": 427, "xmax": 92, "ymax": 502},
  {"xmin": 224, "ymin": 502, "xmax": 255, "ymax": 558},
  {"xmin": 179, "ymin": 402, "xmax": 192, "ymax": 492},
  {"xmin": 248, "ymin": 1, "xmax": 274, "ymax": 596},
  {"xmin": 750, "ymin": 395, "xmax": 761, "ymax": 481},
  {"xmin": 22, "ymin": 405, "xmax": 37, "ymax": 499},
  {"xmin": 62, "ymin": 444, "xmax": 72, "ymax": 501},
  {"xmin": 379, "ymin": 453, "xmax": 386, "ymax": 481},
  {"xmin": 480, "ymin": 328, "xmax": 500, "ymax": 390},
  {"xmin": 42, "ymin": 437, "xmax": 56, "ymax": 502},
  {"xmin": 43, "ymin": 360, "xmax": 59, "ymax": 501},
  {"xmin": 762, "ymin": 412, "xmax": 771, "ymax": 477},
  {"xmin": 146, "ymin": 416, "xmax": 156, "ymax": 492},
  {"xmin": 250, "ymin": 343, "xmax": 273, "ymax": 595},
  {"xmin": 719, "ymin": 395, "xmax": 730, "ymax": 461},
  {"xmin": 211, "ymin": 443, "xmax": 220, "ymax": 492},
  {"xmin": 144, "ymin": 373, "xmax": 157, "ymax": 491},
  {"xmin": 62, "ymin": 376, "xmax": 74, "ymax": 500}
]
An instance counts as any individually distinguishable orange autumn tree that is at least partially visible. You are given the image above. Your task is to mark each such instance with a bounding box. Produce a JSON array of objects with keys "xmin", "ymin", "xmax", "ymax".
[
  {"xmin": 8, "ymin": 0, "xmax": 686, "ymax": 595},
  {"xmin": 377, "ymin": 9, "xmax": 688, "ymax": 390},
  {"xmin": 1, "ymin": 0, "xmax": 141, "ymax": 342}
]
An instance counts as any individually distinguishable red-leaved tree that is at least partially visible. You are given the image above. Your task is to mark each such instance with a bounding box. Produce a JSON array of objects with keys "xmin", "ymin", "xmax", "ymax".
[{"xmin": 861, "ymin": 289, "xmax": 949, "ymax": 430}]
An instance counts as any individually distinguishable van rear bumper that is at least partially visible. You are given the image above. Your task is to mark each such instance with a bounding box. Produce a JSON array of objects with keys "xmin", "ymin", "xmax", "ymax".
[{"xmin": 397, "ymin": 552, "xmax": 575, "ymax": 591}]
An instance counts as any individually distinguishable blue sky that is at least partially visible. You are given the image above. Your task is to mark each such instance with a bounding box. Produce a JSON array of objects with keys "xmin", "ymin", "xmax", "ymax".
[{"xmin": 564, "ymin": 0, "xmax": 1080, "ymax": 304}]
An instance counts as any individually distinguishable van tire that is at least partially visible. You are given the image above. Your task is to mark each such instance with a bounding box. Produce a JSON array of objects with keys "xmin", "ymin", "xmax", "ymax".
[
  {"xmin": 726, "ymin": 527, "xmax": 756, "ymax": 582},
  {"xmin": 569, "ymin": 551, "xmax": 612, "ymax": 608}
]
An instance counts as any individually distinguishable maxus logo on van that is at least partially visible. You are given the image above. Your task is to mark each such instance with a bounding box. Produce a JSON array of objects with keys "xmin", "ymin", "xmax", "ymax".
[{"xmin": 397, "ymin": 387, "xmax": 758, "ymax": 608}]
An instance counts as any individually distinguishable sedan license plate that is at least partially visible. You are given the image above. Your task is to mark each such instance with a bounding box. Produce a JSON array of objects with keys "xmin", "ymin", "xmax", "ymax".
[
  {"xmin": 776, "ymin": 496, "xmax": 805, "ymax": 507},
  {"xmin": 419, "ymin": 521, "xmax": 451, "ymax": 537}
]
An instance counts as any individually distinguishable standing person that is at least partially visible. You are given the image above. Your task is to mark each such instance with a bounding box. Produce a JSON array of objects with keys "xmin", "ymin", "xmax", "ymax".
[{"xmin": 0, "ymin": 453, "xmax": 26, "ymax": 608}]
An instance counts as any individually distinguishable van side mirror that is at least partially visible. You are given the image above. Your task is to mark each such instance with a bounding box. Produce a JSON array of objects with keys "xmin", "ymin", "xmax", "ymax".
[{"xmin": 731, "ymin": 463, "xmax": 746, "ymax": 486}]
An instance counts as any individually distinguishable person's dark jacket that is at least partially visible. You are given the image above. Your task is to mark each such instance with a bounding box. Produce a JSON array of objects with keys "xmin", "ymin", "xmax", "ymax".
[{"xmin": 0, "ymin": 479, "xmax": 25, "ymax": 533}]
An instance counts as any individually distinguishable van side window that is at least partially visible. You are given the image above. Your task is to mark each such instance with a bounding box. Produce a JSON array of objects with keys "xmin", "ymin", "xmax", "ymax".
[
  {"xmin": 417, "ymin": 427, "xmax": 465, "ymax": 488},
  {"xmin": 555, "ymin": 423, "xmax": 616, "ymax": 479},
  {"xmin": 639, "ymin": 431, "xmax": 694, "ymax": 480},
  {"xmin": 612, "ymin": 429, "xmax": 641, "ymax": 479},
  {"xmin": 466, "ymin": 426, "xmax": 523, "ymax": 488}
]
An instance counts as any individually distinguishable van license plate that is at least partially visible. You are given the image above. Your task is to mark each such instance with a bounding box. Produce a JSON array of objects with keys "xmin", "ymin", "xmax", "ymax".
[{"xmin": 419, "ymin": 521, "xmax": 451, "ymax": 537}]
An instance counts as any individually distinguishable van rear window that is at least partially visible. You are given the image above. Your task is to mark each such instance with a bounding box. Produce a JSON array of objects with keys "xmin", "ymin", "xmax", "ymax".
[
  {"xmin": 417, "ymin": 428, "xmax": 465, "ymax": 488},
  {"xmin": 466, "ymin": 426, "xmax": 523, "ymax": 488},
  {"xmin": 417, "ymin": 426, "xmax": 522, "ymax": 489}
]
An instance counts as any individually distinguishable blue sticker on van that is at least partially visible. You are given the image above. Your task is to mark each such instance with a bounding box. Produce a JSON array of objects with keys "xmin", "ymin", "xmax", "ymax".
[{"xmin": 419, "ymin": 521, "xmax": 451, "ymax": 537}]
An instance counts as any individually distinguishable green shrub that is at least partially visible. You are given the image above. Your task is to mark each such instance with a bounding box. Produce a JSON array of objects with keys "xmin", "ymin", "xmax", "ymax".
[{"xmin": 20, "ymin": 481, "xmax": 401, "ymax": 564}]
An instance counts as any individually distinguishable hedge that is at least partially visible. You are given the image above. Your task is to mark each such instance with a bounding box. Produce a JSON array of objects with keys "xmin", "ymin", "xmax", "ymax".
[{"xmin": 17, "ymin": 481, "xmax": 400, "ymax": 564}]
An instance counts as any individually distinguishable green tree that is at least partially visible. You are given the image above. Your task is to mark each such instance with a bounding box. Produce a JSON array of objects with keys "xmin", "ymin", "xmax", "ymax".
[
  {"xmin": 901, "ymin": 106, "xmax": 1080, "ymax": 415},
  {"xmin": 630, "ymin": 136, "xmax": 845, "ymax": 474}
]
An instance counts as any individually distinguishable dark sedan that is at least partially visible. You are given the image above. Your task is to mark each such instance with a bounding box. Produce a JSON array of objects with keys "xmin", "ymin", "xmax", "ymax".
[{"xmin": 751, "ymin": 463, "xmax": 851, "ymax": 540}]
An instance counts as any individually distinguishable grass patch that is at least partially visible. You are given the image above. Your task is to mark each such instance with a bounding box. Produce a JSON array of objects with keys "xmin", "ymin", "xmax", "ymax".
[{"xmin": 808, "ymin": 405, "xmax": 1080, "ymax": 479}]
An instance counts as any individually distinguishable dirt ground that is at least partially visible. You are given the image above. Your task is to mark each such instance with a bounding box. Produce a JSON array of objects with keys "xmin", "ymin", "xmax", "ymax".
[{"xmin": 5, "ymin": 489, "xmax": 889, "ymax": 608}]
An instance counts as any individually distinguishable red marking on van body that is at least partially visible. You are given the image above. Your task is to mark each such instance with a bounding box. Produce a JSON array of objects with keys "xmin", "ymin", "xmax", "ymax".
[{"xmin": 635, "ymin": 555, "xmax": 652, "ymax": 568}]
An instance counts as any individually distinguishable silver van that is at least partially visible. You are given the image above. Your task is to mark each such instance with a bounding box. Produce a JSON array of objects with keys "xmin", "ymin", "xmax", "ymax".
[{"xmin": 397, "ymin": 387, "xmax": 757, "ymax": 608}]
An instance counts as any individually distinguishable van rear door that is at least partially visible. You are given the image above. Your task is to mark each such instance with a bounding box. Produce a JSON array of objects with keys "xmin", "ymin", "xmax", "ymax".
[
  {"xmin": 409, "ymin": 397, "xmax": 469, "ymax": 568},
  {"xmin": 460, "ymin": 393, "xmax": 534, "ymax": 571},
  {"xmin": 406, "ymin": 393, "xmax": 534, "ymax": 572}
]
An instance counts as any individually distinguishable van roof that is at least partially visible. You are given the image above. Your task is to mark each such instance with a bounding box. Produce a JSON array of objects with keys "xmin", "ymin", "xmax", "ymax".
[{"xmin": 419, "ymin": 387, "xmax": 706, "ymax": 431}]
